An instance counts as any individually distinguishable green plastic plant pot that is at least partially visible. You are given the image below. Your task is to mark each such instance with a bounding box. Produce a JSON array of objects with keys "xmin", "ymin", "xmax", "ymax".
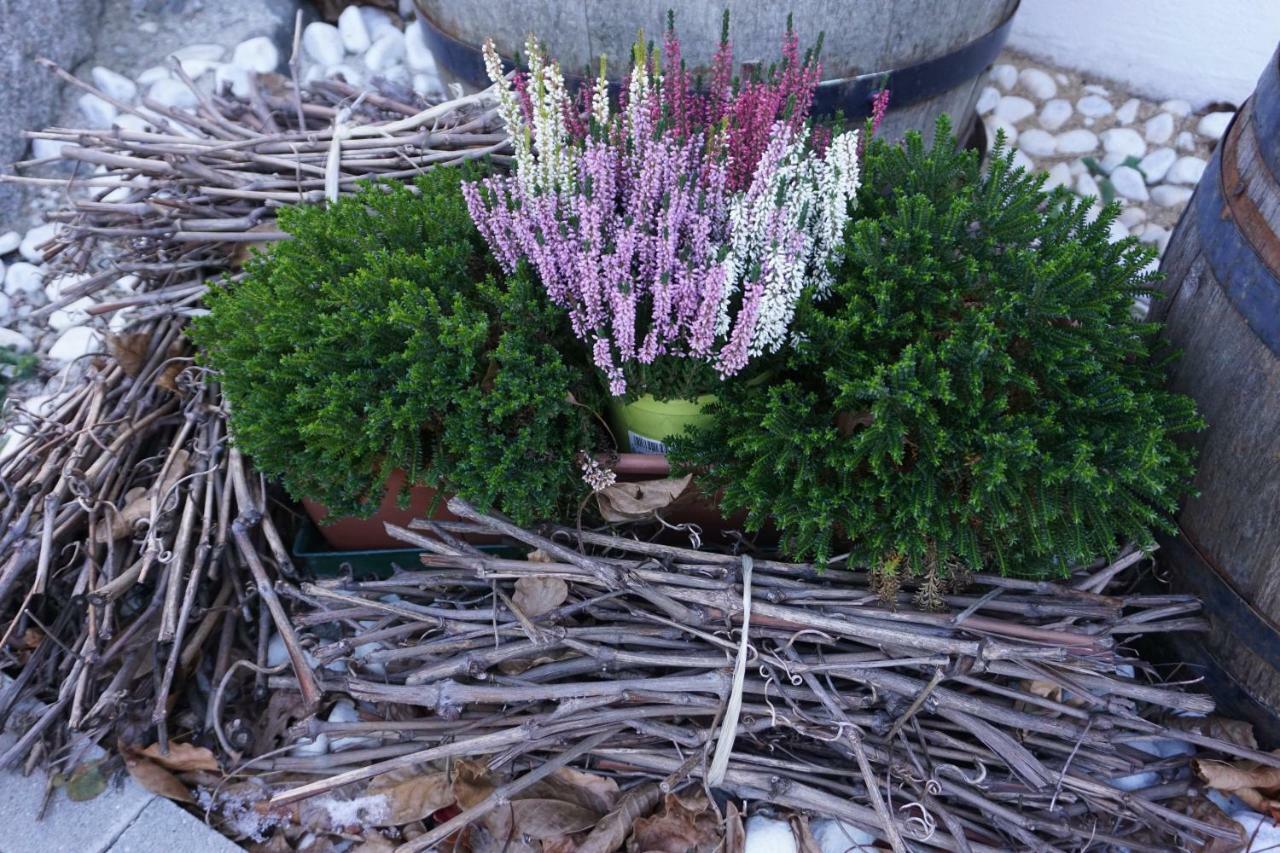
[{"xmin": 608, "ymin": 394, "xmax": 716, "ymax": 454}]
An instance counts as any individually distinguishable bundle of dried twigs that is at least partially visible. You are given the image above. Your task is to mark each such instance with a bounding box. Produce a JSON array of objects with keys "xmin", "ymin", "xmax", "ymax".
[
  {"xmin": 224, "ymin": 500, "xmax": 1267, "ymax": 852},
  {"xmin": 0, "ymin": 62, "xmax": 503, "ymax": 777}
]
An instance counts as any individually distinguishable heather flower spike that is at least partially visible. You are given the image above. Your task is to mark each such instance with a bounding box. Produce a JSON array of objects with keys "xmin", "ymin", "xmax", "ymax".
[{"xmin": 468, "ymin": 14, "xmax": 862, "ymax": 395}]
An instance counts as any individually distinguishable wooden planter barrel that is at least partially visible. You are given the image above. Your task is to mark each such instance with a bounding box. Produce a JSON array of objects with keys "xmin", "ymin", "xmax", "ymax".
[
  {"xmin": 1149, "ymin": 44, "xmax": 1280, "ymax": 742},
  {"xmin": 414, "ymin": 0, "xmax": 1019, "ymax": 142}
]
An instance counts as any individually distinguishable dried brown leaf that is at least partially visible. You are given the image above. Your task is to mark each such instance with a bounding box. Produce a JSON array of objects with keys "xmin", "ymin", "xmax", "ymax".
[
  {"xmin": 725, "ymin": 803, "xmax": 746, "ymax": 853},
  {"xmin": 1233, "ymin": 787, "xmax": 1280, "ymax": 820},
  {"xmin": 628, "ymin": 791, "xmax": 720, "ymax": 853},
  {"xmin": 106, "ymin": 331, "xmax": 151, "ymax": 377},
  {"xmin": 576, "ymin": 782, "xmax": 661, "ymax": 853},
  {"xmin": 1194, "ymin": 759, "xmax": 1280, "ymax": 793},
  {"xmin": 509, "ymin": 798, "xmax": 599, "ymax": 839},
  {"xmin": 788, "ymin": 813, "xmax": 816, "ymax": 853},
  {"xmin": 366, "ymin": 769, "xmax": 454, "ymax": 826},
  {"xmin": 124, "ymin": 754, "xmax": 194, "ymax": 802},
  {"xmin": 527, "ymin": 548, "xmax": 555, "ymax": 563},
  {"xmin": 451, "ymin": 759, "xmax": 498, "ymax": 809},
  {"xmin": 1169, "ymin": 716, "xmax": 1259, "ymax": 751},
  {"xmin": 514, "ymin": 576, "xmax": 569, "ymax": 618},
  {"xmin": 542, "ymin": 767, "xmax": 620, "ymax": 814},
  {"xmin": 154, "ymin": 340, "xmax": 187, "ymax": 392},
  {"xmin": 139, "ymin": 742, "xmax": 220, "ymax": 772},
  {"xmin": 595, "ymin": 476, "xmax": 692, "ymax": 523}
]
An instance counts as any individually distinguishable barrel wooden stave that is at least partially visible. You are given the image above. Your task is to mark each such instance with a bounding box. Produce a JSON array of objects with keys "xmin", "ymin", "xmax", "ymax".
[
  {"xmin": 1151, "ymin": 45, "xmax": 1280, "ymax": 737},
  {"xmin": 415, "ymin": 0, "xmax": 1019, "ymax": 141}
]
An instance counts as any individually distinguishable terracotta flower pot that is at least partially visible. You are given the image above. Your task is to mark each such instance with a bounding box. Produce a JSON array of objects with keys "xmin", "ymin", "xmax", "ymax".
[{"xmin": 301, "ymin": 469, "xmax": 462, "ymax": 550}]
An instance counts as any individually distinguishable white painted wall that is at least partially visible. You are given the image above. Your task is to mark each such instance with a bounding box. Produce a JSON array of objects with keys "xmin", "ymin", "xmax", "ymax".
[{"xmin": 1008, "ymin": 0, "xmax": 1280, "ymax": 108}]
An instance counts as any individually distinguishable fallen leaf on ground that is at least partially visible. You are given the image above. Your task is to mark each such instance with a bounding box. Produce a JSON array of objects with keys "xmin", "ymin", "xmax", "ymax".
[
  {"xmin": 628, "ymin": 791, "xmax": 721, "ymax": 853},
  {"xmin": 1169, "ymin": 716, "xmax": 1259, "ymax": 750},
  {"xmin": 366, "ymin": 768, "xmax": 453, "ymax": 826},
  {"xmin": 725, "ymin": 803, "xmax": 747, "ymax": 853},
  {"xmin": 1175, "ymin": 795, "xmax": 1247, "ymax": 853},
  {"xmin": 106, "ymin": 331, "xmax": 151, "ymax": 377},
  {"xmin": 508, "ymin": 798, "xmax": 599, "ymax": 839},
  {"xmin": 788, "ymin": 813, "xmax": 817, "ymax": 853},
  {"xmin": 527, "ymin": 549, "xmax": 555, "ymax": 563},
  {"xmin": 514, "ymin": 576, "xmax": 569, "ymax": 618},
  {"xmin": 1194, "ymin": 759, "xmax": 1280, "ymax": 792},
  {"xmin": 123, "ymin": 752, "xmax": 194, "ymax": 802},
  {"xmin": 139, "ymin": 741, "xmax": 220, "ymax": 772},
  {"xmin": 63, "ymin": 760, "xmax": 108, "ymax": 801},
  {"xmin": 577, "ymin": 782, "xmax": 661, "ymax": 853},
  {"xmin": 451, "ymin": 759, "xmax": 498, "ymax": 809},
  {"xmin": 595, "ymin": 475, "xmax": 692, "ymax": 523}
]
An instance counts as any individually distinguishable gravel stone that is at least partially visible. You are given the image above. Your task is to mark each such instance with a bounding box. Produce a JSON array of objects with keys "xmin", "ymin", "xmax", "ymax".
[
  {"xmin": 1118, "ymin": 207, "xmax": 1148, "ymax": 228},
  {"xmin": 0, "ymin": 328, "xmax": 35, "ymax": 354},
  {"xmin": 1175, "ymin": 131, "xmax": 1197, "ymax": 151},
  {"xmin": 984, "ymin": 117, "xmax": 1018, "ymax": 147},
  {"xmin": 3, "ymin": 262, "xmax": 43, "ymax": 297},
  {"xmin": 1038, "ymin": 98, "xmax": 1073, "ymax": 131},
  {"xmin": 148, "ymin": 78, "xmax": 199, "ymax": 110},
  {"xmin": 303, "ymin": 22, "xmax": 345, "ymax": 66},
  {"xmin": 47, "ymin": 326, "xmax": 101, "ymax": 363},
  {"xmin": 1151, "ymin": 184, "xmax": 1194, "ymax": 207},
  {"xmin": 231, "ymin": 36, "xmax": 280, "ymax": 73},
  {"xmin": 994, "ymin": 95, "xmax": 1036, "ymax": 125},
  {"xmin": 976, "ymin": 85, "xmax": 1000, "ymax": 115},
  {"xmin": 338, "ymin": 5, "xmax": 371, "ymax": 53},
  {"xmin": 1115, "ymin": 98, "xmax": 1141, "ymax": 125},
  {"xmin": 1018, "ymin": 129, "xmax": 1056, "ymax": 157},
  {"xmin": 1160, "ymin": 99, "xmax": 1192, "ymax": 117},
  {"xmin": 1101, "ymin": 127, "xmax": 1147, "ymax": 159},
  {"xmin": 1138, "ymin": 147, "xmax": 1177, "ymax": 183},
  {"xmin": 1143, "ymin": 112, "xmax": 1174, "ymax": 145},
  {"xmin": 19, "ymin": 224, "xmax": 58, "ymax": 264},
  {"xmin": 1075, "ymin": 172, "xmax": 1102, "ymax": 200},
  {"xmin": 1083, "ymin": 84, "xmax": 1111, "ymax": 97},
  {"xmin": 0, "ymin": 232, "xmax": 20, "ymax": 256},
  {"xmin": 1056, "ymin": 129, "xmax": 1099, "ymax": 155},
  {"xmin": 1167, "ymin": 155, "xmax": 1208, "ymax": 185},
  {"xmin": 990, "ymin": 63, "xmax": 1018, "ymax": 91},
  {"xmin": 1043, "ymin": 162, "xmax": 1072, "ymax": 191},
  {"xmin": 77, "ymin": 92, "xmax": 117, "ymax": 128},
  {"xmin": 1196, "ymin": 111, "xmax": 1234, "ymax": 140},
  {"xmin": 1110, "ymin": 166, "xmax": 1150, "ymax": 202},
  {"xmin": 90, "ymin": 66, "xmax": 138, "ymax": 102},
  {"xmin": 364, "ymin": 31, "xmax": 406, "ymax": 71},
  {"xmin": 1076, "ymin": 94, "xmax": 1113, "ymax": 118},
  {"xmin": 1018, "ymin": 67, "xmax": 1057, "ymax": 100}
]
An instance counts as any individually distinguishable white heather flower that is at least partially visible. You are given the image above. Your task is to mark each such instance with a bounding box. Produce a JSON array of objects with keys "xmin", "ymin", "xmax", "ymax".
[{"xmin": 591, "ymin": 57, "xmax": 610, "ymax": 132}]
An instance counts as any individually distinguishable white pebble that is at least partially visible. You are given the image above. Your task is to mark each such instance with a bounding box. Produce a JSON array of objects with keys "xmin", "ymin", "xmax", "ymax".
[
  {"xmin": 1102, "ymin": 127, "xmax": 1146, "ymax": 159},
  {"xmin": 1144, "ymin": 112, "xmax": 1174, "ymax": 145},
  {"xmin": 990, "ymin": 63, "xmax": 1018, "ymax": 91},
  {"xmin": 359, "ymin": 7, "xmax": 400, "ymax": 41},
  {"xmin": 326, "ymin": 63, "xmax": 365, "ymax": 87},
  {"xmin": 0, "ymin": 231, "xmax": 19, "ymax": 255},
  {"xmin": 1118, "ymin": 206, "xmax": 1147, "ymax": 228},
  {"xmin": 48, "ymin": 327, "xmax": 102, "ymax": 363},
  {"xmin": 1038, "ymin": 98, "xmax": 1072, "ymax": 131},
  {"xmin": 1167, "ymin": 155, "xmax": 1207, "ymax": 185},
  {"xmin": 1018, "ymin": 128, "xmax": 1056, "ymax": 157},
  {"xmin": 0, "ymin": 328, "xmax": 34, "ymax": 354},
  {"xmin": 1043, "ymin": 161, "xmax": 1072, "ymax": 191},
  {"xmin": 376, "ymin": 64, "xmax": 410, "ymax": 87},
  {"xmin": 1075, "ymin": 172, "xmax": 1102, "ymax": 200},
  {"xmin": 1083, "ymin": 83, "xmax": 1111, "ymax": 97},
  {"xmin": 214, "ymin": 64, "xmax": 252, "ymax": 99},
  {"xmin": 404, "ymin": 21, "xmax": 438, "ymax": 73},
  {"xmin": 1011, "ymin": 149, "xmax": 1035, "ymax": 173},
  {"xmin": 1161, "ymin": 98, "xmax": 1192, "ymax": 117},
  {"xmin": 1077, "ymin": 94, "xmax": 1113, "ymax": 118},
  {"xmin": 49, "ymin": 297, "xmax": 94, "ymax": 332},
  {"xmin": 90, "ymin": 66, "xmax": 137, "ymax": 102},
  {"xmin": 976, "ymin": 85, "xmax": 1000, "ymax": 115},
  {"xmin": 1140, "ymin": 224, "xmax": 1170, "ymax": 253},
  {"xmin": 1108, "ymin": 220, "xmax": 1130, "ymax": 243},
  {"xmin": 1056, "ymin": 128, "xmax": 1099, "ymax": 154},
  {"xmin": 44, "ymin": 273, "xmax": 84, "ymax": 302},
  {"xmin": 136, "ymin": 65, "xmax": 170, "ymax": 87},
  {"xmin": 304, "ymin": 22, "xmax": 345, "ymax": 66},
  {"xmin": 338, "ymin": 5, "xmax": 371, "ymax": 53},
  {"xmin": 1151, "ymin": 184, "xmax": 1194, "ymax": 207},
  {"xmin": 744, "ymin": 816, "xmax": 797, "ymax": 853},
  {"xmin": 1175, "ymin": 130, "xmax": 1197, "ymax": 151},
  {"xmin": 1069, "ymin": 158, "xmax": 1088, "ymax": 177},
  {"xmin": 31, "ymin": 138, "xmax": 67, "ymax": 160},
  {"xmin": 1138, "ymin": 147, "xmax": 1176, "ymax": 183},
  {"xmin": 810, "ymin": 819, "xmax": 876, "ymax": 853},
  {"xmin": 1084, "ymin": 202, "xmax": 1104, "ymax": 224},
  {"xmin": 4, "ymin": 262, "xmax": 42, "ymax": 297},
  {"xmin": 19, "ymin": 223, "xmax": 58, "ymax": 264},
  {"xmin": 413, "ymin": 72, "xmax": 444, "ymax": 100},
  {"xmin": 1110, "ymin": 166, "xmax": 1149, "ymax": 202},
  {"xmin": 994, "ymin": 95, "xmax": 1035, "ymax": 125},
  {"xmin": 1115, "ymin": 98, "xmax": 1141, "ymax": 125},
  {"xmin": 78, "ymin": 93, "xmax": 117, "ymax": 128},
  {"xmin": 364, "ymin": 32, "xmax": 406, "ymax": 72},
  {"xmin": 1018, "ymin": 67, "xmax": 1057, "ymax": 100},
  {"xmin": 290, "ymin": 733, "xmax": 329, "ymax": 757},
  {"xmin": 1196, "ymin": 111, "xmax": 1233, "ymax": 140},
  {"xmin": 148, "ymin": 78, "xmax": 198, "ymax": 110},
  {"xmin": 232, "ymin": 36, "xmax": 279, "ymax": 74},
  {"xmin": 985, "ymin": 116, "xmax": 1018, "ymax": 148},
  {"xmin": 1099, "ymin": 151, "xmax": 1127, "ymax": 173},
  {"xmin": 112, "ymin": 113, "xmax": 152, "ymax": 133},
  {"xmin": 170, "ymin": 43, "xmax": 224, "ymax": 63},
  {"xmin": 173, "ymin": 57, "xmax": 217, "ymax": 80}
]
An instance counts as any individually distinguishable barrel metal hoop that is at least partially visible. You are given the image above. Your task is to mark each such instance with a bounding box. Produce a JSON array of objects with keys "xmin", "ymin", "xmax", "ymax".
[
  {"xmin": 418, "ymin": 2, "xmax": 1020, "ymax": 118},
  {"xmin": 1195, "ymin": 99, "xmax": 1280, "ymax": 357},
  {"xmin": 1253, "ymin": 46, "xmax": 1280, "ymax": 180}
]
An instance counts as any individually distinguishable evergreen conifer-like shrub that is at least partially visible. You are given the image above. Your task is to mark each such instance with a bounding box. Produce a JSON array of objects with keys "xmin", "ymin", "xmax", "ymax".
[
  {"xmin": 673, "ymin": 121, "xmax": 1201, "ymax": 588},
  {"xmin": 191, "ymin": 165, "xmax": 597, "ymax": 523}
]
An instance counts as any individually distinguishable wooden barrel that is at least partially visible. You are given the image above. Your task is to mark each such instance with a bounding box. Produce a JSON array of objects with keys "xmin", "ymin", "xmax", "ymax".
[
  {"xmin": 1149, "ymin": 43, "xmax": 1280, "ymax": 742},
  {"xmin": 414, "ymin": 0, "xmax": 1020, "ymax": 142}
]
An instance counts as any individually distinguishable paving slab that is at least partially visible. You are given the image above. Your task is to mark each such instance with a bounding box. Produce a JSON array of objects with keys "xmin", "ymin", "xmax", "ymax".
[{"xmin": 108, "ymin": 797, "xmax": 242, "ymax": 853}]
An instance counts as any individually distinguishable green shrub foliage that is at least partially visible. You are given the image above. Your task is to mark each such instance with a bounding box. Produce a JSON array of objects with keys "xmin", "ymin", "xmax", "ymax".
[
  {"xmin": 192, "ymin": 166, "xmax": 597, "ymax": 523},
  {"xmin": 673, "ymin": 120, "xmax": 1200, "ymax": 584}
]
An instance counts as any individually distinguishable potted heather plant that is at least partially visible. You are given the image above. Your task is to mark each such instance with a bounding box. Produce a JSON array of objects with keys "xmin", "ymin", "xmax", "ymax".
[
  {"xmin": 192, "ymin": 165, "xmax": 600, "ymax": 549},
  {"xmin": 464, "ymin": 14, "xmax": 865, "ymax": 455},
  {"xmin": 672, "ymin": 120, "xmax": 1201, "ymax": 592}
]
